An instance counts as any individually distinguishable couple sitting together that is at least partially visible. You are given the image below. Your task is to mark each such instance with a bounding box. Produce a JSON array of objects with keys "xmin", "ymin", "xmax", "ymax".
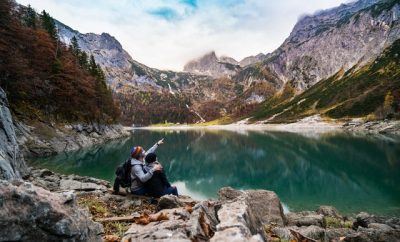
[{"xmin": 130, "ymin": 138, "xmax": 178, "ymax": 198}]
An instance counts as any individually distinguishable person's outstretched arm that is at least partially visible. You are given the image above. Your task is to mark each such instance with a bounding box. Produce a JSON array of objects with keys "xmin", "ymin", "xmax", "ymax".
[{"xmin": 145, "ymin": 138, "xmax": 164, "ymax": 155}]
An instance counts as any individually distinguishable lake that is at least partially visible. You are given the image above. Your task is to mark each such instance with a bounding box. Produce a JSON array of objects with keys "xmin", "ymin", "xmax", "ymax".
[{"xmin": 30, "ymin": 129, "xmax": 400, "ymax": 216}]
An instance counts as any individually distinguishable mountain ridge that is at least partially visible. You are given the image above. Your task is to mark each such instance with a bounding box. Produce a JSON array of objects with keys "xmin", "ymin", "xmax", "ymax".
[{"xmin": 46, "ymin": 0, "xmax": 400, "ymax": 124}]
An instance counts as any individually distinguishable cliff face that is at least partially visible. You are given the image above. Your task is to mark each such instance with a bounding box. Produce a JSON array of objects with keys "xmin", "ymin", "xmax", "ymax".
[
  {"xmin": 253, "ymin": 0, "xmax": 400, "ymax": 90},
  {"xmin": 0, "ymin": 88, "xmax": 27, "ymax": 180}
]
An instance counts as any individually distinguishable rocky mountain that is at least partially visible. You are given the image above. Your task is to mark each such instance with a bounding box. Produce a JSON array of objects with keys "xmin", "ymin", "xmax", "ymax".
[
  {"xmin": 183, "ymin": 51, "xmax": 266, "ymax": 78},
  {"xmin": 183, "ymin": 51, "xmax": 241, "ymax": 78},
  {"xmin": 238, "ymin": 0, "xmax": 400, "ymax": 91},
  {"xmin": 239, "ymin": 53, "xmax": 266, "ymax": 67},
  {"xmin": 57, "ymin": 22, "xmax": 137, "ymax": 90},
  {"xmin": 251, "ymin": 38, "xmax": 400, "ymax": 122}
]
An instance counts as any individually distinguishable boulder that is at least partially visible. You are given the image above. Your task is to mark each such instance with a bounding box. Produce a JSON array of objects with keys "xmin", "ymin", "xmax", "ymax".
[
  {"xmin": 316, "ymin": 205, "xmax": 341, "ymax": 218},
  {"xmin": 368, "ymin": 223, "xmax": 394, "ymax": 231},
  {"xmin": 0, "ymin": 180, "xmax": 103, "ymax": 241},
  {"xmin": 295, "ymin": 225, "xmax": 326, "ymax": 241},
  {"xmin": 344, "ymin": 227, "xmax": 400, "ymax": 242},
  {"xmin": 158, "ymin": 195, "xmax": 186, "ymax": 209},
  {"xmin": 286, "ymin": 211, "xmax": 324, "ymax": 227},
  {"xmin": 353, "ymin": 212, "xmax": 387, "ymax": 229},
  {"xmin": 215, "ymin": 187, "xmax": 286, "ymax": 241},
  {"xmin": 218, "ymin": 187, "xmax": 244, "ymax": 202},
  {"xmin": 325, "ymin": 228, "xmax": 356, "ymax": 241}
]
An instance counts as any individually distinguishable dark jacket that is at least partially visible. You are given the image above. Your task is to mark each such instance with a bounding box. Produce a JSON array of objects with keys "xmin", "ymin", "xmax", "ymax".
[{"xmin": 144, "ymin": 162, "xmax": 171, "ymax": 197}]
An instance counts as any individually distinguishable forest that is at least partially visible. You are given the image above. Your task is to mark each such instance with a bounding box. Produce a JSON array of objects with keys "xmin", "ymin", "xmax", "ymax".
[{"xmin": 0, "ymin": 0, "xmax": 119, "ymax": 124}]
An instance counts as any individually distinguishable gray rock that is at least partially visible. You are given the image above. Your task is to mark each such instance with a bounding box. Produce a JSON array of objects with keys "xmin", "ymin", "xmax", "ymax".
[
  {"xmin": 286, "ymin": 211, "xmax": 324, "ymax": 227},
  {"xmin": 0, "ymin": 180, "xmax": 102, "ymax": 241},
  {"xmin": 59, "ymin": 179, "xmax": 107, "ymax": 191},
  {"xmin": 158, "ymin": 195, "xmax": 185, "ymax": 209},
  {"xmin": 353, "ymin": 212, "xmax": 389, "ymax": 229},
  {"xmin": 316, "ymin": 205, "xmax": 341, "ymax": 218},
  {"xmin": 215, "ymin": 187, "xmax": 286, "ymax": 241},
  {"xmin": 218, "ymin": 186, "xmax": 244, "ymax": 202},
  {"xmin": 188, "ymin": 201, "xmax": 219, "ymax": 241},
  {"xmin": 296, "ymin": 225, "xmax": 326, "ymax": 241},
  {"xmin": 0, "ymin": 88, "xmax": 27, "ymax": 180},
  {"xmin": 325, "ymin": 228, "xmax": 357, "ymax": 241},
  {"xmin": 368, "ymin": 223, "xmax": 394, "ymax": 231},
  {"xmin": 345, "ymin": 227, "xmax": 400, "ymax": 242}
]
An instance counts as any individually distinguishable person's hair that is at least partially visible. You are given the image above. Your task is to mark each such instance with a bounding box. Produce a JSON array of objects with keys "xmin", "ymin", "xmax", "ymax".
[{"xmin": 145, "ymin": 153, "xmax": 157, "ymax": 163}]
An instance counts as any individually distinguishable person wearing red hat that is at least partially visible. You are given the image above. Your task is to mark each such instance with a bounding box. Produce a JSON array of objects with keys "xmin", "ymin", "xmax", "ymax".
[{"xmin": 130, "ymin": 138, "xmax": 164, "ymax": 195}]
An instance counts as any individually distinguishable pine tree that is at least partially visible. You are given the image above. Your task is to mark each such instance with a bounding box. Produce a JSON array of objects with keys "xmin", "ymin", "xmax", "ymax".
[
  {"xmin": 23, "ymin": 4, "xmax": 37, "ymax": 29},
  {"xmin": 89, "ymin": 54, "xmax": 98, "ymax": 76},
  {"xmin": 70, "ymin": 36, "xmax": 80, "ymax": 56},
  {"xmin": 40, "ymin": 10, "xmax": 57, "ymax": 40},
  {"xmin": 78, "ymin": 51, "xmax": 89, "ymax": 69}
]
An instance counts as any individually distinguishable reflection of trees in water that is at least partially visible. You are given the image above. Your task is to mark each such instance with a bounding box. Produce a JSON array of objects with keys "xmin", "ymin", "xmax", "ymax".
[
  {"xmin": 31, "ymin": 130, "xmax": 400, "ymax": 215},
  {"xmin": 30, "ymin": 137, "xmax": 133, "ymax": 181}
]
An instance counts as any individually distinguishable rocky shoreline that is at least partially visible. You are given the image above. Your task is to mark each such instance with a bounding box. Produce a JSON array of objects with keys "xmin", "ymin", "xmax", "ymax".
[
  {"xmin": 139, "ymin": 115, "xmax": 400, "ymax": 136},
  {"xmin": 15, "ymin": 121, "xmax": 130, "ymax": 158},
  {"xmin": 2, "ymin": 167, "xmax": 398, "ymax": 242}
]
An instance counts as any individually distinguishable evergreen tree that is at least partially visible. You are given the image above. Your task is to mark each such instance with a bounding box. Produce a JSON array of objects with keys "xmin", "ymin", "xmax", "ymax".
[
  {"xmin": 96, "ymin": 64, "xmax": 106, "ymax": 83},
  {"xmin": 78, "ymin": 51, "xmax": 89, "ymax": 69},
  {"xmin": 23, "ymin": 4, "xmax": 37, "ymax": 29},
  {"xmin": 70, "ymin": 36, "xmax": 80, "ymax": 56},
  {"xmin": 89, "ymin": 54, "xmax": 98, "ymax": 76},
  {"xmin": 40, "ymin": 10, "xmax": 57, "ymax": 40},
  {"xmin": 52, "ymin": 58, "xmax": 63, "ymax": 75}
]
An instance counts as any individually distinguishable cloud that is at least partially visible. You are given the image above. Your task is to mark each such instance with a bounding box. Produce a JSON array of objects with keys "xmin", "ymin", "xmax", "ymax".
[
  {"xmin": 16, "ymin": 0, "xmax": 348, "ymax": 71},
  {"xmin": 148, "ymin": 7, "xmax": 181, "ymax": 21}
]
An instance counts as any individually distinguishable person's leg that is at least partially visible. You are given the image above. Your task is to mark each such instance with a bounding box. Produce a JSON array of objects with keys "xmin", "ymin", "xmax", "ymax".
[
  {"xmin": 113, "ymin": 177, "xmax": 120, "ymax": 194},
  {"xmin": 162, "ymin": 186, "xmax": 178, "ymax": 196},
  {"xmin": 171, "ymin": 186, "xmax": 178, "ymax": 196},
  {"xmin": 131, "ymin": 186, "xmax": 147, "ymax": 196}
]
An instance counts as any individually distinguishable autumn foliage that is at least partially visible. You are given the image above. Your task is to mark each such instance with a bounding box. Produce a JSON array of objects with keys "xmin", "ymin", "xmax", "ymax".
[{"xmin": 0, "ymin": 1, "xmax": 119, "ymax": 123}]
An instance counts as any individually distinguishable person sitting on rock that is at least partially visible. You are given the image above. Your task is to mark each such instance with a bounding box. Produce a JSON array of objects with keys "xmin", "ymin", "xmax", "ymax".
[
  {"xmin": 144, "ymin": 153, "xmax": 178, "ymax": 198},
  {"xmin": 130, "ymin": 139, "xmax": 164, "ymax": 195}
]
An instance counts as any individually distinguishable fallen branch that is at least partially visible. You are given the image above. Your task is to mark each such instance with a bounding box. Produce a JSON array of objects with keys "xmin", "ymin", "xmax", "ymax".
[{"xmin": 96, "ymin": 215, "xmax": 136, "ymax": 223}]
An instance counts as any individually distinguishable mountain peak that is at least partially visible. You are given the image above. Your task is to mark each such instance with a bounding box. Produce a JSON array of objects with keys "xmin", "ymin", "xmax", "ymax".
[{"xmin": 183, "ymin": 51, "xmax": 240, "ymax": 78}]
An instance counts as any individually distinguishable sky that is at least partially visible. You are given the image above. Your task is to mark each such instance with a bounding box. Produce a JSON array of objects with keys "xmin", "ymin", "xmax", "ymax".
[{"xmin": 16, "ymin": 0, "xmax": 350, "ymax": 71}]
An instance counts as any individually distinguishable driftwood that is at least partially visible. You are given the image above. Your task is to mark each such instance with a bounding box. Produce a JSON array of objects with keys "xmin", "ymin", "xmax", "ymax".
[
  {"xmin": 96, "ymin": 215, "xmax": 136, "ymax": 223},
  {"xmin": 289, "ymin": 229, "xmax": 317, "ymax": 242}
]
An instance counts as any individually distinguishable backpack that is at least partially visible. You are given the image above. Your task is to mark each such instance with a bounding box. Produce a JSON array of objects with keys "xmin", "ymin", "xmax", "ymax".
[{"xmin": 113, "ymin": 158, "xmax": 132, "ymax": 193}]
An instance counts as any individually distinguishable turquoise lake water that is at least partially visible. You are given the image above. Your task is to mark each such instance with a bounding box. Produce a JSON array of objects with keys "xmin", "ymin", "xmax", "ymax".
[{"xmin": 30, "ymin": 129, "xmax": 400, "ymax": 216}]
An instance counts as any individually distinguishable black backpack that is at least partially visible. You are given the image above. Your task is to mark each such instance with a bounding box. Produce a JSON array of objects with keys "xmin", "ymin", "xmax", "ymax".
[{"xmin": 113, "ymin": 158, "xmax": 132, "ymax": 193}]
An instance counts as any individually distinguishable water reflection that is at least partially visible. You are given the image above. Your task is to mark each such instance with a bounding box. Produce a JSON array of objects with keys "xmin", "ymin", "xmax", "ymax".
[{"xmin": 30, "ymin": 129, "xmax": 400, "ymax": 215}]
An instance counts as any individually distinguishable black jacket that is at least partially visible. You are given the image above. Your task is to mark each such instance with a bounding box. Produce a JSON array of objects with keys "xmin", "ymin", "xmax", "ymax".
[{"xmin": 144, "ymin": 162, "xmax": 171, "ymax": 197}]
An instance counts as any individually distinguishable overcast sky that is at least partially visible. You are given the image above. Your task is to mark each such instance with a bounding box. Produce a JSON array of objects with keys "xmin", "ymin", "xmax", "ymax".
[{"xmin": 16, "ymin": 0, "xmax": 349, "ymax": 71}]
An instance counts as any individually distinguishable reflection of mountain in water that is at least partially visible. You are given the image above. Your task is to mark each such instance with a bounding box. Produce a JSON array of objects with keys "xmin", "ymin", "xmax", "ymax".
[{"xmin": 31, "ymin": 130, "xmax": 400, "ymax": 215}]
